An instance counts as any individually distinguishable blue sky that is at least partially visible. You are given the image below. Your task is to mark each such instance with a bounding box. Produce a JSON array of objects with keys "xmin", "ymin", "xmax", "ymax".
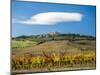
[{"xmin": 12, "ymin": 0, "xmax": 96, "ymax": 37}]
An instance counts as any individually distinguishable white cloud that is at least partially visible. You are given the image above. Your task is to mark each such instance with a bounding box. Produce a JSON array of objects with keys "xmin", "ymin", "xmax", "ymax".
[{"xmin": 15, "ymin": 12, "xmax": 83, "ymax": 25}]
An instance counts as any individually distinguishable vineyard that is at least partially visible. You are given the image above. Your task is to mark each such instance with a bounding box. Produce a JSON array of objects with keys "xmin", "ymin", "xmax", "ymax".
[
  {"xmin": 12, "ymin": 33, "xmax": 96, "ymax": 74},
  {"xmin": 12, "ymin": 51, "xmax": 96, "ymax": 73}
]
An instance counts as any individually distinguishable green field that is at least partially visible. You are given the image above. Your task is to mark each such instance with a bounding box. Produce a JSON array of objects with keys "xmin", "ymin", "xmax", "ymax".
[{"xmin": 12, "ymin": 40, "xmax": 37, "ymax": 49}]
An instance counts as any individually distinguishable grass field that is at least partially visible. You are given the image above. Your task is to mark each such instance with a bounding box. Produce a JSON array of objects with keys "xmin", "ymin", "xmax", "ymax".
[{"xmin": 12, "ymin": 40, "xmax": 37, "ymax": 49}]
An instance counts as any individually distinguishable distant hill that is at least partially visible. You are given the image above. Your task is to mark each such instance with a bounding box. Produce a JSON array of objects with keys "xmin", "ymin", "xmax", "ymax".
[
  {"xmin": 12, "ymin": 32, "xmax": 96, "ymax": 55},
  {"xmin": 12, "ymin": 32, "xmax": 96, "ymax": 43}
]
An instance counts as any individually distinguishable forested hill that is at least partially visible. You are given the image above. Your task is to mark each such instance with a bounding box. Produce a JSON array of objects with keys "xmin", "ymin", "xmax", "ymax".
[{"xmin": 12, "ymin": 32, "xmax": 96, "ymax": 42}]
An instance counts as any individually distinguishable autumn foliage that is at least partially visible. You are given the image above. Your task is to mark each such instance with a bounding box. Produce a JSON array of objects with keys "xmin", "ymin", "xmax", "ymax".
[{"xmin": 12, "ymin": 51, "xmax": 96, "ymax": 71}]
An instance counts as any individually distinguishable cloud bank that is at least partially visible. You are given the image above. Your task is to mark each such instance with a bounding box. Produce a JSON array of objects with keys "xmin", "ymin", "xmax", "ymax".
[{"xmin": 15, "ymin": 12, "xmax": 83, "ymax": 25}]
